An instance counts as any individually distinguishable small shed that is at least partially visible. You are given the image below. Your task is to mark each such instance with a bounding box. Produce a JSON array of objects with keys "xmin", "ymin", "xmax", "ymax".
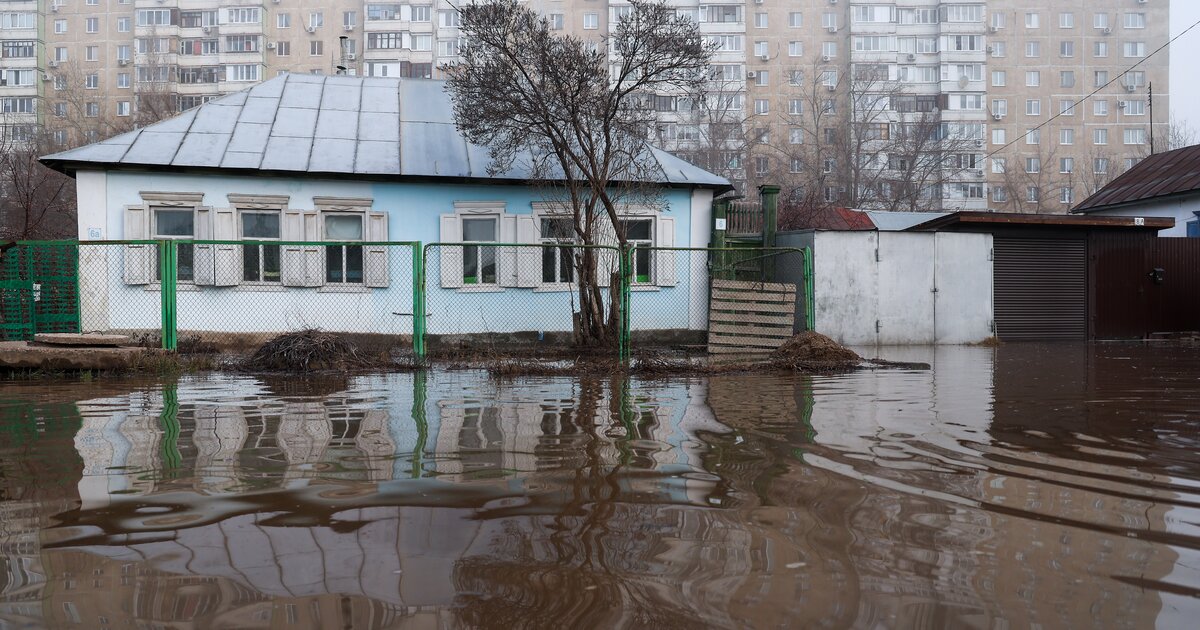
[
  {"xmin": 908, "ymin": 212, "xmax": 1181, "ymax": 340},
  {"xmin": 1072, "ymin": 143, "xmax": 1200, "ymax": 237}
]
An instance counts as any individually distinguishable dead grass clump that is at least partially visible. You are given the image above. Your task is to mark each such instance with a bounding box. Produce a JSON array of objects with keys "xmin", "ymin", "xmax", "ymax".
[
  {"xmin": 244, "ymin": 329, "xmax": 374, "ymax": 372},
  {"xmin": 772, "ymin": 331, "xmax": 861, "ymax": 363}
]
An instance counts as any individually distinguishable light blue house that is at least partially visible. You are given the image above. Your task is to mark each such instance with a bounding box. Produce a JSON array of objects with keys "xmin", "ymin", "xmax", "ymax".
[{"xmin": 41, "ymin": 74, "xmax": 731, "ymax": 339}]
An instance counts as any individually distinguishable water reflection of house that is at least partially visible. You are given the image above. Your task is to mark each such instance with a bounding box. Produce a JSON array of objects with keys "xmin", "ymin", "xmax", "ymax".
[{"xmin": 18, "ymin": 373, "xmax": 752, "ymax": 628}]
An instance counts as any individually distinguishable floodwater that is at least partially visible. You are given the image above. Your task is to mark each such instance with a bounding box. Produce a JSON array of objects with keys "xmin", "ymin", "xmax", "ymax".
[{"xmin": 0, "ymin": 345, "xmax": 1198, "ymax": 629}]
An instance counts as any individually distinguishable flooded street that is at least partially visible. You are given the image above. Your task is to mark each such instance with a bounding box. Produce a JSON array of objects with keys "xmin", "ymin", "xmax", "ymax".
[{"xmin": 1, "ymin": 344, "xmax": 1199, "ymax": 629}]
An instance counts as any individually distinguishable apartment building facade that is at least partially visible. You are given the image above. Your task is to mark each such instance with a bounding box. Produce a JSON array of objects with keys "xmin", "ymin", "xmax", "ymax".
[{"xmin": 1, "ymin": 0, "xmax": 1170, "ymax": 213}]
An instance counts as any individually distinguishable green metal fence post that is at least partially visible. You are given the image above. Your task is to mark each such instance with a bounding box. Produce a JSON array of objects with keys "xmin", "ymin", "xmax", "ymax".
[
  {"xmin": 618, "ymin": 245, "xmax": 632, "ymax": 362},
  {"xmin": 412, "ymin": 243, "xmax": 427, "ymax": 362},
  {"xmin": 158, "ymin": 240, "xmax": 177, "ymax": 351},
  {"xmin": 759, "ymin": 184, "xmax": 780, "ymax": 281},
  {"xmin": 804, "ymin": 246, "xmax": 815, "ymax": 332}
]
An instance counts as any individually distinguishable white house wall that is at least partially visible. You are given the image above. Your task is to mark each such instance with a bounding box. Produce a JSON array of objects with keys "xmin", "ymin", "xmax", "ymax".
[
  {"xmin": 83, "ymin": 170, "xmax": 705, "ymax": 336},
  {"xmin": 1085, "ymin": 194, "xmax": 1200, "ymax": 237},
  {"xmin": 810, "ymin": 231, "xmax": 994, "ymax": 346}
]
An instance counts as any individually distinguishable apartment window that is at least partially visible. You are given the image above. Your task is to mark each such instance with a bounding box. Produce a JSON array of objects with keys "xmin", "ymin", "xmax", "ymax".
[
  {"xmin": 992, "ymin": 13, "xmax": 1006, "ymax": 30},
  {"xmin": 87, "ymin": 0, "xmax": 98, "ymax": 5},
  {"xmin": 1061, "ymin": 128, "xmax": 1075, "ymax": 144},
  {"xmin": 344, "ymin": 11, "xmax": 357, "ymax": 28},
  {"xmin": 1027, "ymin": 187, "xmax": 1040, "ymax": 203},
  {"xmin": 310, "ymin": 41, "xmax": 323, "ymax": 56},
  {"xmin": 993, "ymin": 187, "xmax": 1008, "ymax": 203},
  {"xmin": 1025, "ymin": 41, "xmax": 1040, "ymax": 57},
  {"xmin": 1, "ymin": 41, "xmax": 34, "ymax": 58},
  {"xmin": 1123, "ymin": 42, "xmax": 1146, "ymax": 58},
  {"xmin": 1095, "ymin": 70, "xmax": 1109, "ymax": 87},
  {"xmin": 1125, "ymin": 158, "xmax": 1142, "ymax": 171},
  {"xmin": 1025, "ymin": 71, "xmax": 1040, "ymax": 87},
  {"xmin": 822, "ymin": 13, "xmax": 837, "ymax": 29},
  {"xmin": 0, "ymin": 98, "xmax": 35, "ymax": 114},
  {"xmin": 412, "ymin": 35, "xmax": 431, "ymax": 51},
  {"xmin": 278, "ymin": 13, "xmax": 291, "ymax": 28},
  {"xmin": 1095, "ymin": 128, "xmax": 1109, "ymax": 145},
  {"xmin": 991, "ymin": 41, "xmax": 1006, "ymax": 57},
  {"xmin": 789, "ymin": 12, "xmax": 802, "ymax": 28},
  {"xmin": 118, "ymin": 17, "xmax": 130, "ymax": 32},
  {"xmin": 1060, "ymin": 41, "xmax": 1074, "ymax": 57},
  {"xmin": 992, "ymin": 99, "xmax": 1008, "ymax": 116},
  {"xmin": 1057, "ymin": 158, "xmax": 1074, "ymax": 174},
  {"xmin": 754, "ymin": 12, "xmax": 768, "ymax": 28},
  {"xmin": 1060, "ymin": 13, "xmax": 1075, "ymax": 28},
  {"xmin": 1124, "ymin": 128, "xmax": 1146, "ymax": 145},
  {"xmin": 86, "ymin": 17, "xmax": 99, "ymax": 33},
  {"xmin": 226, "ymin": 35, "xmax": 258, "ymax": 53},
  {"xmin": 440, "ymin": 10, "xmax": 462, "ymax": 28},
  {"xmin": 1094, "ymin": 13, "xmax": 1110, "ymax": 29},
  {"xmin": 1093, "ymin": 158, "xmax": 1109, "ymax": 174},
  {"xmin": 54, "ymin": 19, "xmax": 66, "ymax": 34},
  {"xmin": 584, "ymin": 13, "xmax": 599, "ymax": 30},
  {"xmin": 276, "ymin": 41, "xmax": 290, "ymax": 56},
  {"xmin": 1125, "ymin": 13, "xmax": 1146, "ymax": 29},
  {"xmin": 789, "ymin": 127, "xmax": 804, "ymax": 145},
  {"xmin": 138, "ymin": 9, "xmax": 173, "ymax": 26},
  {"xmin": 240, "ymin": 212, "xmax": 282, "ymax": 283},
  {"xmin": 309, "ymin": 12, "xmax": 324, "ymax": 28},
  {"xmin": 1026, "ymin": 129, "xmax": 1041, "ymax": 144},
  {"xmin": 790, "ymin": 158, "xmax": 803, "ymax": 173},
  {"xmin": 85, "ymin": 46, "xmax": 98, "ymax": 62},
  {"xmin": 992, "ymin": 128, "xmax": 1006, "ymax": 145},
  {"xmin": 1025, "ymin": 99, "xmax": 1041, "ymax": 116},
  {"xmin": 117, "ymin": 101, "xmax": 131, "ymax": 117},
  {"xmin": 117, "ymin": 73, "xmax": 130, "ymax": 88},
  {"xmin": 755, "ymin": 70, "xmax": 768, "ymax": 87},
  {"xmin": 1025, "ymin": 157, "xmax": 1041, "ymax": 173},
  {"xmin": 51, "ymin": 102, "xmax": 67, "ymax": 117},
  {"xmin": 52, "ymin": 47, "xmax": 68, "ymax": 63},
  {"xmin": 822, "ymin": 42, "xmax": 837, "ymax": 58},
  {"xmin": 1060, "ymin": 187, "xmax": 1074, "ymax": 204},
  {"xmin": 225, "ymin": 64, "xmax": 260, "ymax": 82},
  {"xmin": 1060, "ymin": 71, "xmax": 1075, "ymax": 88},
  {"xmin": 549, "ymin": 13, "xmax": 563, "ymax": 30},
  {"xmin": 1060, "ymin": 99, "xmax": 1076, "ymax": 115},
  {"xmin": 788, "ymin": 99, "xmax": 803, "ymax": 115},
  {"xmin": 227, "ymin": 8, "xmax": 261, "ymax": 24},
  {"xmin": 412, "ymin": 6, "xmax": 431, "ymax": 22},
  {"xmin": 1025, "ymin": 13, "xmax": 1039, "ymax": 28},
  {"xmin": 1094, "ymin": 100, "xmax": 1109, "ymax": 116},
  {"xmin": 1095, "ymin": 41, "xmax": 1108, "ymax": 58},
  {"xmin": 85, "ymin": 73, "xmax": 99, "ymax": 89},
  {"xmin": 754, "ymin": 156, "xmax": 770, "ymax": 177},
  {"xmin": 1122, "ymin": 100, "xmax": 1146, "ymax": 116},
  {"xmin": 0, "ymin": 12, "xmax": 36, "ymax": 29},
  {"xmin": 992, "ymin": 71, "xmax": 1006, "ymax": 87},
  {"xmin": 1125, "ymin": 71, "xmax": 1146, "ymax": 88},
  {"xmin": 754, "ymin": 99, "xmax": 769, "ymax": 115},
  {"xmin": 991, "ymin": 157, "xmax": 1007, "ymax": 174},
  {"xmin": 788, "ymin": 41, "xmax": 803, "ymax": 57}
]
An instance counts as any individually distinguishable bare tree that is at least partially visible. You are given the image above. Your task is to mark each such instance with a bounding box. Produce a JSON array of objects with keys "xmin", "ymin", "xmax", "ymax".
[
  {"xmin": 445, "ymin": 0, "xmax": 711, "ymax": 346},
  {"xmin": 0, "ymin": 121, "xmax": 75, "ymax": 240},
  {"xmin": 1168, "ymin": 114, "xmax": 1198, "ymax": 151}
]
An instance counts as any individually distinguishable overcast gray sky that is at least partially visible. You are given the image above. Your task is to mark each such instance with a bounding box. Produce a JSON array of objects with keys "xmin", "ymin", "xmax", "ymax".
[{"xmin": 1172, "ymin": 0, "xmax": 1200, "ymax": 132}]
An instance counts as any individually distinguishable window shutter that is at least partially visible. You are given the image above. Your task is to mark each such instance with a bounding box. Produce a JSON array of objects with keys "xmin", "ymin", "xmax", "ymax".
[
  {"xmin": 212, "ymin": 207, "xmax": 240, "ymax": 286},
  {"xmin": 439, "ymin": 214, "xmax": 463, "ymax": 289},
  {"xmin": 498, "ymin": 214, "xmax": 518, "ymax": 287},
  {"xmin": 280, "ymin": 209, "xmax": 310, "ymax": 287},
  {"xmin": 193, "ymin": 207, "xmax": 215, "ymax": 285},
  {"xmin": 122, "ymin": 205, "xmax": 152, "ymax": 285},
  {"xmin": 302, "ymin": 212, "xmax": 323, "ymax": 286},
  {"xmin": 364, "ymin": 211, "xmax": 389, "ymax": 288},
  {"xmin": 515, "ymin": 215, "xmax": 540, "ymax": 288},
  {"xmin": 655, "ymin": 216, "xmax": 676, "ymax": 286},
  {"xmin": 596, "ymin": 215, "xmax": 617, "ymax": 288}
]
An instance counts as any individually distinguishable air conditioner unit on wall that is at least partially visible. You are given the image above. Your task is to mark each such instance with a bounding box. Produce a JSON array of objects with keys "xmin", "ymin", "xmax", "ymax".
[
  {"xmin": 907, "ymin": 53, "xmax": 916, "ymax": 61},
  {"xmin": 746, "ymin": 71, "xmax": 757, "ymax": 79},
  {"xmin": 345, "ymin": 24, "xmax": 355, "ymax": 31},
  {"xmin": 347, "ymin": 53, "xmax": 356, "ymax": 61},
  {"xmin": 822, "ymin": 54, "xmax": 831, "ymax": 62},
  {"xmin": 266, "ymin": 42, "xmax": 276, "ymax": 50},
  {"xmin": 992, "ymin": 113, "xmax": 1002, "ymax": 120},
  {"xmin": 306, "ymin": 26, "xmax": 316, "ymax": 34}
]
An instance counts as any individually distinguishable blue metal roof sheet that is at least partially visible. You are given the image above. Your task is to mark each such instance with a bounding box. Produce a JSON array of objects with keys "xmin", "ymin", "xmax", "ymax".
[{"xmin": 41, "ymin": 74, "xmax": 731, "ymax": 190}]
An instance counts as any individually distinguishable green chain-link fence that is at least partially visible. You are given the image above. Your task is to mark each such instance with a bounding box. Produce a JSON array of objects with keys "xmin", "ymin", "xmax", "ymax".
[{"xmin": 2, "ymin": 240, "xmax": 812, "ymax": 361}]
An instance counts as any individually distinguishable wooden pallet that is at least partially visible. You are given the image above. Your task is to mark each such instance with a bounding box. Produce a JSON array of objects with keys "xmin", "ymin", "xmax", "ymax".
[{"xmin": 707, "ymin": 279, "xmax": 797, "ymax": 354}]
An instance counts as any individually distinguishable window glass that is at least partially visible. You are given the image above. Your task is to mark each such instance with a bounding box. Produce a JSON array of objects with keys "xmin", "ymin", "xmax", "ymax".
[
  {"xmin": 241, "ymin": 212, "xmax": 281, "ymax": 282},
  {"xmin": 540, "ymin": 218, "xmax": 575, "ymax": 283},
  {"xmin": 325, "ymin": 215, "xmax": 363, "ymax": 283},
  {"xmin": 153, "ymin": 208, "xmax": 194, "ymax": 281},
  {"xmin": 462, "ymin": 217, "xmax": 497, "ymax": 285},
  {"xmin": 326, "ymin": 215, "xmax": 364, "ymax": 240},
  {"xmin": 621, "ymin": 219, "xmax": 653, "ymax": 283}
]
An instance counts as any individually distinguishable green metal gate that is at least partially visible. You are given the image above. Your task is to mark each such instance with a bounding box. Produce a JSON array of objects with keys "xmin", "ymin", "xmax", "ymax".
[{"xmin": 0, "ymin": 243, "xmax": 81, "ymax": 341}]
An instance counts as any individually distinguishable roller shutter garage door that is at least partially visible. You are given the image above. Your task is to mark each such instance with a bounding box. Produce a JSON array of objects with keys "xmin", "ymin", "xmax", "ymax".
[{"xmin": 993, "ymin": 237, "xmax": 1087, "ymax": 340}]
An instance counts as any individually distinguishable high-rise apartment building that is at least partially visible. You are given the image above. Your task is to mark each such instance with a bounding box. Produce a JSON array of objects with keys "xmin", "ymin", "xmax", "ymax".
[{"xmin": 0, "ymin": 1, "xmax": 1169, "ymax": 214}]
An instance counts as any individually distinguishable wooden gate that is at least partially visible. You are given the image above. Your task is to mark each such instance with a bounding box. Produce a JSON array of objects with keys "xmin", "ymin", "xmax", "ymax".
[{"xmin": 708, "ymin": 279, "xmax": 797, "ymax": 354}]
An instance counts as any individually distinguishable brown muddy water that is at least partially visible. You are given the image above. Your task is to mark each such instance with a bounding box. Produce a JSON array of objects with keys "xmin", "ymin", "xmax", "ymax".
[{"xmin": 1, "ymin": 343, "xmax": 1198, "ymax": 629}]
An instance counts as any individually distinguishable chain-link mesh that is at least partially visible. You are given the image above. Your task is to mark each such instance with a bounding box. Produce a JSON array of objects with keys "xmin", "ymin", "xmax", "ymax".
[
  {"xmin": 9, "ymin": 240, "xmax": 813, "ymax": 359},
  {"xmin": 423, "ymin": 243, "xmax": 622, "ymax": 356}
]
